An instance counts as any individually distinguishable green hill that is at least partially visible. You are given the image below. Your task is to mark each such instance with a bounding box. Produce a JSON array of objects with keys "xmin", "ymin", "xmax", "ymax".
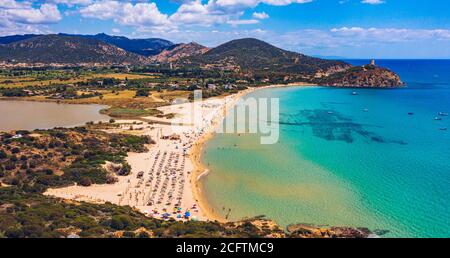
[
  {"xmin": 0, "ymin": 34, "xmax": 146, "ymax": 65},
  {"xmin": 186, "ymin": 38, "xmax": 351, "ymax": 74}
]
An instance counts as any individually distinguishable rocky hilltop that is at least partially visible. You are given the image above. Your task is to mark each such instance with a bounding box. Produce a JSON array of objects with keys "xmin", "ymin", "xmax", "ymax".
[
  {"xmin": 317, "ymin": 64, "xmax": 404, "ymax": 87},
  {"xmin": 152, "ymin": 42, "xmax": 209, "ymax": 63}
]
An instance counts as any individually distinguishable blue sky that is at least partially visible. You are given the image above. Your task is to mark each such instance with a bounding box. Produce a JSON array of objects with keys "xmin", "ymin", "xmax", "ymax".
[{"xmin": 1, "ymin": 0, "xmax": 450, "ymax": 58}]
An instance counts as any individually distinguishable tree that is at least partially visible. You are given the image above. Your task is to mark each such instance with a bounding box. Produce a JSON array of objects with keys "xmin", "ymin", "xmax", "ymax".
[
  {"xmin": 135, "ymin": 89, "xmax": 149, "ymax": 97},
  {"xmin": 79, "ymin": 177, "xmax": 92, "ymax": 187}
]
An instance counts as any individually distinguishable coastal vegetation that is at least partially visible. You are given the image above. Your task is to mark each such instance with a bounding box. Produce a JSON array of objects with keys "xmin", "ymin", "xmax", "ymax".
[
  {"xmin": 0, "ymin": 127, "xmax": 151, "ymax": 193},
  {"xmin": 0, "ymin": 187, "xmax": 373, "ymax": 238}
]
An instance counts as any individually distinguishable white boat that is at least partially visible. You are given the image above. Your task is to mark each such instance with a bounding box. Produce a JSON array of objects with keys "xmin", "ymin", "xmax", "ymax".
[{"xmin": 438, "ymin": 112, "xmax": 449, "ymax": 116}]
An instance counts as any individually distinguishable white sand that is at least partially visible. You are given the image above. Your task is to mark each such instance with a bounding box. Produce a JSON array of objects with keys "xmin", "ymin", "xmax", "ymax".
[{"xmin": 44, "ymin": 94, "xmax": 244, "ymax": 222}]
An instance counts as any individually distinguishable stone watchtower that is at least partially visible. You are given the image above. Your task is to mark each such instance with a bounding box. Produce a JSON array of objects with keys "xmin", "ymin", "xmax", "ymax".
[{"xmin": 370, "ymin": 59, "xmax": 376, "ymax": 66}]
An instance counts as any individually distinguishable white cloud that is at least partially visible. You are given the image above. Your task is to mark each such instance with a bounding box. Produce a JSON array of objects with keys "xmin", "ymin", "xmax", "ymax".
[
  {"xmin": 253, "ymin": 11, "xmax": 269, "ymax": 19},
  {"xmin": 0, "ymin": 1, "xmax": 62, "ymax": 35},
  {"xmin": 270, "ymin": 27, "xmax": 450, "ymax": 58},
  {"xmin": 5, "ymin": 4, "xmax": 62, "ymax": 24},
  {"xmin": 79, "ymin": 1, "xmax": 122, "ymax": 20},
  {"xmin": 169, "ymin": 0, "xmax": 229, "ymax": 27},
  {"xmin": 0, "ymin": 0, "xmax": 31, "ymax": 10},
  {"xmin": 227, "ymin": 19, "xmax": 260, "ymax": 26},
  {"xmin": 76, "ymin": 0, "xmax": 311, "ymax": 30},
  {"xmin": 330, "ymin": 27, "xmax": 450, "ymax": 42},
  {"xmin": 214, "ymin": 0, "xmax": 312, "ymax": 8},
  {"xmin": 79, "ymin": 1, "xmax": 171, "ymax": 30},
  {"xmin": 46, "ymin": 0, "xmax": 93, "ymax": 6},
  {"xmin": 361, "ymin": 0, "xmax": 385, "ymax": 4}
]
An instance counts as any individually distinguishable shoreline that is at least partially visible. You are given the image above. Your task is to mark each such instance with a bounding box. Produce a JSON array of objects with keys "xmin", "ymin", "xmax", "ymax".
[
  {"xmin": 189, "ymin": 83, "xmax": 317, "ymax": 222},
  {"xmin": 40, "ymin": 82, "xmax": 315, "ymax": 223}
]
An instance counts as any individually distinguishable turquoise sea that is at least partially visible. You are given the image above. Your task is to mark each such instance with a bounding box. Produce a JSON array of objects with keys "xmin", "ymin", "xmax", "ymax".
[{"xmin": 201, "ymin": 60, "xmax": 450, "ymax": 237}]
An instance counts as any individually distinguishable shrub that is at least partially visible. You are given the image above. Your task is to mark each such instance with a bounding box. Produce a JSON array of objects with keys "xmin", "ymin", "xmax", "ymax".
[
  {"xmin": 42, "ymin": 169, "xmax": 54, "ymax": 175},
  {"xmin": 5, "ymin": 228, "xmax": 24, "ymax": 238},
  {"xmin": 4, "ymin": 162, "xmax": 16, "ymax": 171},
  {"xmin": 122, "ymin": 231, "xmax": 136, "ymax": 238},
  {"xmin": 110, "ymin": 215, "xmax": 135, "ymax": 230},
  {"xmin": 74, "ymin": 216, "xmax": 97, "ymax": 230},
  {"xmin": 0, "ymin": 150, "xmax": 7, "ymax": 159},
  {"xmin": 135, "ymin": 89, "xmax": 149, "ymax": 97},
  {"xmin": 20, "ymin": 163, "xmax": 28, "ymax": 170},
  {"xmin": 137, "ymin": 231, "xmax": 150, "ymax": 238},
  {"xmin": 79, "ymin": 177, "xmax": 93, "ymax": 187}
]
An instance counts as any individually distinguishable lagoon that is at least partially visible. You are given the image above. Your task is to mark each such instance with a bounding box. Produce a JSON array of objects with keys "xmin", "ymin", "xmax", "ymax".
[{"xmin": 0, "ymin": 100, "xmax": 110, "ymax": 131}]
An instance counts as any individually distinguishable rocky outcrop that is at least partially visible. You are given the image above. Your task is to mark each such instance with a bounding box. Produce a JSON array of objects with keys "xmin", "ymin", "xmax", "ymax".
[
  {"xmin": 287, "ymin": 223, "xmax": 375, "ymax": 238},
  {"xmin": 152, "ymin": 42, "xmax": 209, "ymax": 63},
  {"xmin": 225, "ymin": 216, "xmax": 378, "ymax": 238},
  {"xmin": 317, "ymin": 64, "xmax": 404, "ymax": 87}
]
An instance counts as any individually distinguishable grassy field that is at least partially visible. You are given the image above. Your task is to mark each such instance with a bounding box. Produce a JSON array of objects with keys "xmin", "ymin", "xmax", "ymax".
[
  {"xmin": 100, "ymin": 107, "xmax": 163, "ymax": 118},
  {"xmin": 11, "ymin": 89, "xmax": 191, "ymax": 118},
  {"xmin": 0, "ymin": 73, "xmax": 156, "ymax": 88}
]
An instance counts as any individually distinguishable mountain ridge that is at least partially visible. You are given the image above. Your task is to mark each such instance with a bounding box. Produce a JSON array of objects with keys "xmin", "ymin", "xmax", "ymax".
[
  {"xmin": 0, "ymin": 33, "xmax": 174, "ymax": 57},
  {"xmin": 0, "ymin": 34, "xmax": 147, "ymax": 65},
  {"xmin": 0, "ymin": 34, "xmax": 403, "ymax": 87},
  {"xmin": 184, "ymin": 38, "xmax": 352, "ymax": 75}
]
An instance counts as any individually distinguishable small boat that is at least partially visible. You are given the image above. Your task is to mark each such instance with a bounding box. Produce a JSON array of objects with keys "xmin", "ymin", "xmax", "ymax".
[
  {"xmin": 438, "ymin": 112, "xmax": 449, "ymax": 116},
  {"xmin": 328, "ymin": 111, "xmax": 334, "ymax": 114},
  {"xmin": 352, "ymin": 92, "xmax": 359, "ymax": 95},
  {"xmin": 434, "ymin": 117, "xmax": 442, "ymax": 121},
  {"xmin": 439, "ymin": 127, "xmax": 448, "ymax": 131},
  {"xmin": 363, "ymin": 108, "xmax": 369, "ymax": 112},
  {"xmin": 408, "ymin": 112, "xmax": 414, "ymax": 115}
]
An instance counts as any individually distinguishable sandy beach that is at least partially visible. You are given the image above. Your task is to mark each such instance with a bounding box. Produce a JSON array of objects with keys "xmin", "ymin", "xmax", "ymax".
[
  {"xmin": 44, "ymin": 83, "xmax": 314, "ymax": 222},
  {"xmin": 44, "ymin": 87, "xmax": 253, "ymax": 222}
]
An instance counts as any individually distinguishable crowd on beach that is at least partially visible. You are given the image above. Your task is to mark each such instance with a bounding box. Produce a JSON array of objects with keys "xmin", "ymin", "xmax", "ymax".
[{"xmin": 44, "ymin": 93, "xmax": 244, "ymax": 222}]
